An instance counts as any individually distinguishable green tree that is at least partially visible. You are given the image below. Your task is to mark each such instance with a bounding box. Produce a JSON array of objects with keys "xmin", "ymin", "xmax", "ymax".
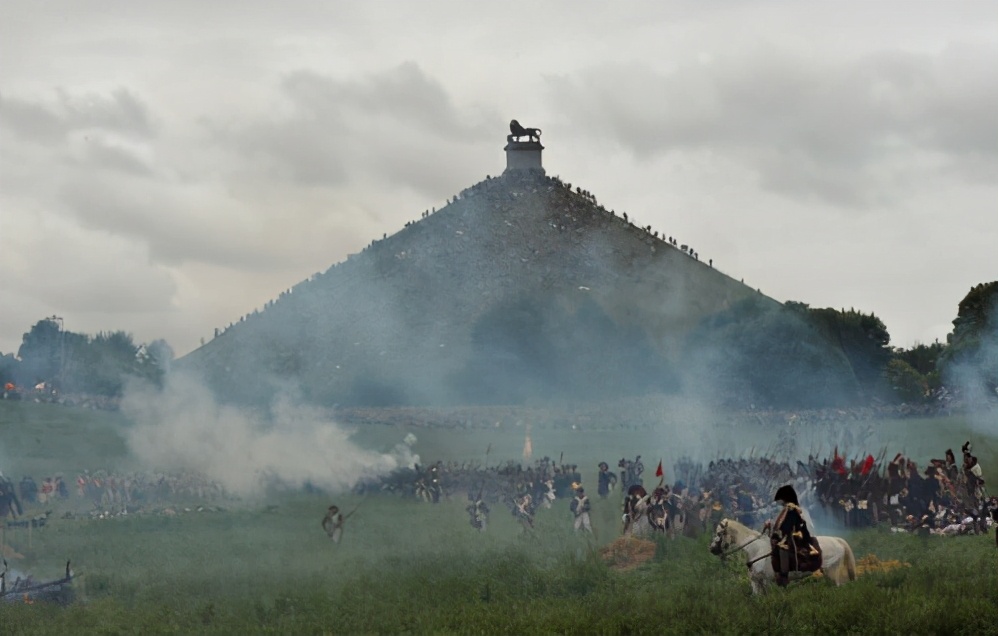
[
  {"xmin": 885, "ymin": 358, "xmax": 928, "ymax": 403},
  {"xmin": 940, "ymin": 281, "xmax": 998, "ymax": 401},
  {"xmin": 16, "ymin": 317, "xmax": 65, "ymax": 386},
  {"xmin": 0, "ymin": 352, "xmax": 19, "ymax": 388},
  {"xmin": 684, "ymin": 297, "xmax": 860, "ymax": 408},
  {"xmin": 805, "ymin": 307, "xmax": 892, "ymax": 400}
]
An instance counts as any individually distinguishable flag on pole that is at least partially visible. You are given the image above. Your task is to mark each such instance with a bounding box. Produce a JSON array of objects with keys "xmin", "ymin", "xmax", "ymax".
[{"xmin": 655, "ymin": 460, "xmax": 663, "ymax": 478}]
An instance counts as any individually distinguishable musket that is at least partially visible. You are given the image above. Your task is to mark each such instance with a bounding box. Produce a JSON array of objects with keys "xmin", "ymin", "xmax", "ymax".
[{"xmin": 342, "ymin": 497, "xmax": 366, "ymax": 522}]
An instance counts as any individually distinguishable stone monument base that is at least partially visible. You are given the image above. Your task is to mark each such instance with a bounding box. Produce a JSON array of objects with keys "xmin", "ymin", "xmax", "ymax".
[{"xmin": 504, "ymin": 140, "xmax": 545, "ymax": 174}]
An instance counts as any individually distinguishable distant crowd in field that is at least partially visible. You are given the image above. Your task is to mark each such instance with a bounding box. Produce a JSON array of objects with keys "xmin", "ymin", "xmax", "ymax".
[
  {"xmin": 341, "ymin": 434, "xmax": 996, "ymax": 545},
  {"xmin": 0, "ymin": 470, "xmax": 228, "ymax": 523}
]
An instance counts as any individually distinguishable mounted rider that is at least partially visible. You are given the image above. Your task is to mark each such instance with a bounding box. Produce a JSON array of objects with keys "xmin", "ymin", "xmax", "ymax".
[{"xmin": 768, "ymin": 485, "xmax": 821, "ymax": 586}]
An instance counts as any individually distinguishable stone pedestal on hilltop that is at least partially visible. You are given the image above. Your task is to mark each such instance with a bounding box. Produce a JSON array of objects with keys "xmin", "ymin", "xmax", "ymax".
[{"xmin": 503, "ymin": 140, "xmax": 545, "ymax": 175}]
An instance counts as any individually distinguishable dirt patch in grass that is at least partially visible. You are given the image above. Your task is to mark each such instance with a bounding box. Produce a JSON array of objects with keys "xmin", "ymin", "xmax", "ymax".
[{"xmin": 599, "ymin": 537, "xmax": 657, "ymax": 571}]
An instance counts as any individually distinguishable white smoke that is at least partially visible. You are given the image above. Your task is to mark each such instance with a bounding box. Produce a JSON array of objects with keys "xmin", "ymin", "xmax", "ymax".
[{"xmin": 122, "ymin": 374, "xmax": 418, "ymax": 497}]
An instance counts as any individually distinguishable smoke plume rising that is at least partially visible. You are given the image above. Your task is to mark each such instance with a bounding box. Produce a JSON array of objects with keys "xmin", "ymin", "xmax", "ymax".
[{"xmin": 122, "ymin": 374, "xmax": 418, "ymax": 497}]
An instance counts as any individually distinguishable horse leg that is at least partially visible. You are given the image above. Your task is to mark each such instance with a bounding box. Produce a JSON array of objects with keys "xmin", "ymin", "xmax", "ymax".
[{"xmin": 846, "ymin": 547, "xmax": 857, "ymax": 581}]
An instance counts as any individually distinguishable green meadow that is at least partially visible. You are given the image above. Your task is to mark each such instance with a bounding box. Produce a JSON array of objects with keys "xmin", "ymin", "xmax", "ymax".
[{"xmin": 1, "ymin": 401, "xmax": 997, "ymax": 635}]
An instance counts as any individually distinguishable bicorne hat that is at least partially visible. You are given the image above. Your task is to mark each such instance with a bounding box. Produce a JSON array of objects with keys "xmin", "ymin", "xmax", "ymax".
[{"xmin": 774, "ymin": 485, "xmax": 799, "ymax": 505}]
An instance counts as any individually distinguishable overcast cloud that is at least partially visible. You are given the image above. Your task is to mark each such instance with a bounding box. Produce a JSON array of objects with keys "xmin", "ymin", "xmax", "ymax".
[{"xmin": 1, "ymin": 1, "xmax": 996, "ymax": 358}]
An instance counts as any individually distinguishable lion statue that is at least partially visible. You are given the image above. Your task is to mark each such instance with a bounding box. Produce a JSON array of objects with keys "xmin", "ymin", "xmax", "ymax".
[{"xmin": 508, "ymin": 119, "xmax": 542, "ymax": 143}]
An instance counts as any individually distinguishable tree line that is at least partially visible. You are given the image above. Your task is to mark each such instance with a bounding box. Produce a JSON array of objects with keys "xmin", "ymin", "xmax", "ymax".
[
  {"xmin": 0, "ymin": 317, "xmax": 173, "ymax": 398},
  {"xmin": 1, "ymin": 281, "xmax": 995, "ymax": 407}
]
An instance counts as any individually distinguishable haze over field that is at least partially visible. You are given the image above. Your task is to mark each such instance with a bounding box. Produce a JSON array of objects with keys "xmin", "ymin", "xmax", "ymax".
[
  {"xmin": 2, "ymin": 1, "xmax": 996, "ymax": 358},
  {"xmin": 122, "ymin": 374, "xmax": 419, "ymax": 496}
]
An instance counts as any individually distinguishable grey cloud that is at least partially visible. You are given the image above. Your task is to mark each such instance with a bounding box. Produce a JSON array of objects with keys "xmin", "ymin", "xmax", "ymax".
[
  {"xmin": 0, "ymin": 93, "xmax": 69, "ymax": 142},
  {"xmin": 81, "ymin": 139, "xmax": 155, "ymax": 176},
  {"xmin": 59, "ymin": 88, "xmax": 154, "ymax": 137},
  {"xmin": 548, "ymin": 46, "xmax": 998, "ymax": 206},
  {"xmin": 2, "ymin": 225, "xmax": 177, "ymax": 316},
  {"xmin": 57, "ymin": 177, "xmax": 290, "ymax": 271},
  {"xmin": 0, "ymin": 88, "xmax": 154, "ymax": 143},
  {"xmin": 211, "ymin": 63, "xmax": 501, "ymax": 195},
  {"xmin": 280, "ymin": 63, "xmax": 493, "ymax": 141}
]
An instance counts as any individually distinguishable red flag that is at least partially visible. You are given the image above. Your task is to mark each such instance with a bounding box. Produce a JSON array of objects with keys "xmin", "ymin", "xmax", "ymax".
[
  {"xmin": 830, "ymin": 446, "xmax": 847, "ymax": 476},
  {"xmin": 861, "ymin": 454, "xmax": 875, "ymax": 476},
  {"xmin": 655, "ymin": 460, "xmax": 663, "ymax": 478}
]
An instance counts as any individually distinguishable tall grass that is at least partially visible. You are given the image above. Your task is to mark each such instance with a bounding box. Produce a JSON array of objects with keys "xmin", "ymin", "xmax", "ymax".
[
  {"xmin": 3, "ymin": 492, "xmax": 997, "ymax": 635},
  {"xmin": 2, "ymin": 401, "xmax": 997, "ymax": 634}
]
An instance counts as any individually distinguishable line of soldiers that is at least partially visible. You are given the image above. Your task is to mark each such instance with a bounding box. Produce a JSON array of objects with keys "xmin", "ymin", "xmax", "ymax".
[
  {"xmin": 3, "ymin": 469, "xmax": 229, "ymax": 520},
  {"xmin": 321, "ymin": 441, "xmax": 997, "ymax": 547},
  {"xmin": 809, "ymin": 440, "xmax": 992, "ymax": 534}
]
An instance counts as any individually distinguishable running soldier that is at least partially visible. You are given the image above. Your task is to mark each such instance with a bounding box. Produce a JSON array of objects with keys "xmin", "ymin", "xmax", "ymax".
[
  {"xmin": 570, "ymin": 486, "xmax": 592, "ymax": 533},
  {"xmin": 321, "ymin": 505, "xmax": 344, "ymax": 543}
]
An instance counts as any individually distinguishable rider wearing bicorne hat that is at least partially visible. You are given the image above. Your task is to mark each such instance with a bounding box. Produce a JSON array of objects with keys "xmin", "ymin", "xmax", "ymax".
[{"xmin": 769, "ymin": 485, "xmax": 820, "ymax": 586}]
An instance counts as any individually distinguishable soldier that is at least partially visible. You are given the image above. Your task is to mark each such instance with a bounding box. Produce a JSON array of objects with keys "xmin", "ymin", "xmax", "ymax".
[
  {"xmin": 570, "ymin": 486, "xmax": 592, "ymax": 533},
  {"xmin": 466, "ymin": 491, "xmax": 489, "ymax": 532},
  {"xmin": 0, "ymin": 473, "xmax": 23, "ymax": 519},
  {"xmin": 321, "ymin": 505, "xmax": 344, "ymax": 543},
  {"xmin": 648, "ymin": 486, "xmax": 669, "ymax": 533},
  {"xmin": 514, "ymin": 493, "xmax": 535, "ymax": 529},
  {"xmin": 19, "ymin": 475, "xmax": 37, "ymax": 505},
  {"xmin": 767, "ymin": 485, "xmax": 820, "ymax": 587},
  {"xmin": 427, "ymin": 461, "xmax": 444, "ymax": 503},
  {"xmin": 597, "ymin": 462, "xmax": 617, "ymax": 498}
]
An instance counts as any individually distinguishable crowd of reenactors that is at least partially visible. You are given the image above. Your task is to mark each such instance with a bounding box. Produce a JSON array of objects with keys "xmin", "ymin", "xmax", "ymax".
[
  {"xmin": 807, "ymin": 440, "xmax": 993, "ymax": 536},
  {"xmin": 1, "ymin": 469, "xmax": 228, "ymax": 522},
  {"xmin": 342, "ymin": 438, "xmax": 997, "ymax": 546},
  {"xmin": 353, "ymin": 456, "xmax": 584, "ymax": 532}
]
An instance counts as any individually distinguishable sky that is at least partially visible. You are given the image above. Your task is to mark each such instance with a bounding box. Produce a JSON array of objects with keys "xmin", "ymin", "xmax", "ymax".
[{"xmin": 1, "ymin": 1, "xmax": 996, "ymax": 358}]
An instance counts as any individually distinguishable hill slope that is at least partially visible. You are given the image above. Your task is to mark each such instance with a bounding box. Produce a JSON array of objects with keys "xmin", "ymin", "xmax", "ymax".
[{"xmin": 179, "ymin": 170, "xmax": 852, "ymax": 407}]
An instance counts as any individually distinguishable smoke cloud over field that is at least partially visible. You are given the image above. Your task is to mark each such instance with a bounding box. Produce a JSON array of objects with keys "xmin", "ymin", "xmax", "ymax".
[{"xmin": 122, "ymin": 374, "xmax": 418, "ymax": 497}]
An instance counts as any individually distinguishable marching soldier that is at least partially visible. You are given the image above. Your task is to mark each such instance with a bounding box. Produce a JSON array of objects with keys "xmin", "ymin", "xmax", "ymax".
[
  {"xmin": 321, "ymin": 505, "xmax": 344, "ymax": 543},
  {"xmin": 570, "ymin": 486, "xmax": 592, "ymax": 533}
]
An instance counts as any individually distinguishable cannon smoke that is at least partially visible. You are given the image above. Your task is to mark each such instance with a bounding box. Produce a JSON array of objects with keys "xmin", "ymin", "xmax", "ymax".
[{"xmin": 122, "ymin": 374, "xmax": 418, "ymax": 497}]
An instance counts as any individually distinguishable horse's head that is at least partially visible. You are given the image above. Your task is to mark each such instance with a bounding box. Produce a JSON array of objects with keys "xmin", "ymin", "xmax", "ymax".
[{"xmin": 709, "ymin": 519, "xmax": 731, "ymax": 555}]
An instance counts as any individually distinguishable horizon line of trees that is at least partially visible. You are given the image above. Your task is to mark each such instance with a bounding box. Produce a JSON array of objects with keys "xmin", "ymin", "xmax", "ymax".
[
  {"xmin": 1, "ymin": 281, "xmax": 994, "ymax": 408},
  {"xmin": 782, "ymin": 281, "xmax": 997, "ymax": 407},
  {"xmin": 0, "ymin": 317, "xmax": 173, "ymax": 398}
]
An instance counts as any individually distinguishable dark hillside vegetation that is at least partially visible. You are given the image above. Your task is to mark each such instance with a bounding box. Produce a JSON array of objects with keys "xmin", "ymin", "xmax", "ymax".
[{"xmin": 178, "ymin": 171, "xmax": 873, "ymax": 409}]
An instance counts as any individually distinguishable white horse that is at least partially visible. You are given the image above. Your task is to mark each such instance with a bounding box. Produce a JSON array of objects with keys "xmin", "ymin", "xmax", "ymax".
[{"xmin": 709, "ymin": 518, "xmax": 856, "ymax": 595}]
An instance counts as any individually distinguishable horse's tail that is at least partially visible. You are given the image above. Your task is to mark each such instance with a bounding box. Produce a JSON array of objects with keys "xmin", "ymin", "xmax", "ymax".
[{"xmin": 845, "ymin": 542, "xmax": 857, "ymax": 581}]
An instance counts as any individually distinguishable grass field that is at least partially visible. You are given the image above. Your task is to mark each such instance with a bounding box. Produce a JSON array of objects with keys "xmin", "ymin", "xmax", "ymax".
[{"xmin": 2, "ymin": 400, "xmax": 997, "ymax": 634}]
